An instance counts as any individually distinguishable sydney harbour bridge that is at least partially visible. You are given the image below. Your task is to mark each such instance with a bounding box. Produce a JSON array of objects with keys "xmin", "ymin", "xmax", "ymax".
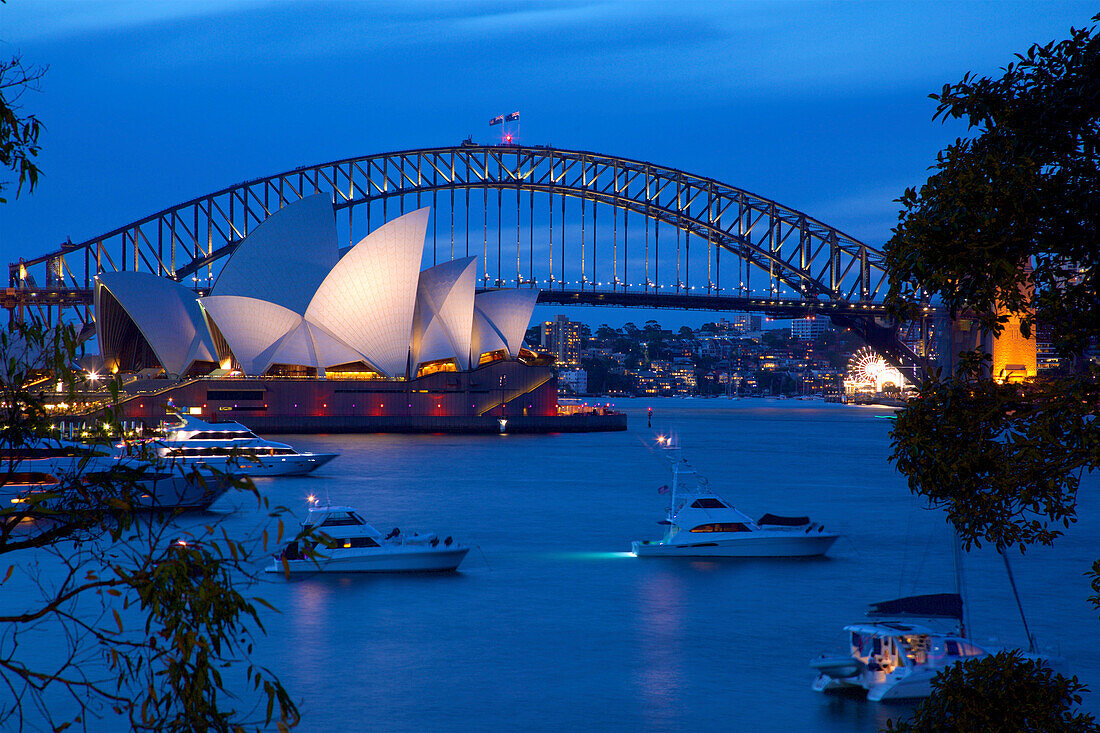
[{"xmin": 5, "ymin": 143, "xmax": 933, "ymax": 379}]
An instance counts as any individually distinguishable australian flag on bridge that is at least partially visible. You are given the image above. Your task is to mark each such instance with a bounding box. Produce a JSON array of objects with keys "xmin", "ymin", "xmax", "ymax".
[{"xmin": 489, "ymin": 114, "xmax": 505, "ymax": 126}]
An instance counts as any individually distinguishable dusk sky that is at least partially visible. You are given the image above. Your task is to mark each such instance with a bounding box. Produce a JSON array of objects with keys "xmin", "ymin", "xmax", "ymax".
[{"xmin": 1, "ymin": 1, "xmax": 1095, "ymax": 327}]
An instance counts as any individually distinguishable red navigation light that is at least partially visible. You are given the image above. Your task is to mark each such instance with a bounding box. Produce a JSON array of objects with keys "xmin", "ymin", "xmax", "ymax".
[{"xmin": 504, "ymin": 134, "xmax": 512, "ymax": 143}]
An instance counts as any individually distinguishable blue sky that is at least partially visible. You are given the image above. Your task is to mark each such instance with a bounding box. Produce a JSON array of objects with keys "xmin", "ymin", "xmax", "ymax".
[{"xmin": 0, "ymin": 0, "xmax": 1094, "ymax": 328}]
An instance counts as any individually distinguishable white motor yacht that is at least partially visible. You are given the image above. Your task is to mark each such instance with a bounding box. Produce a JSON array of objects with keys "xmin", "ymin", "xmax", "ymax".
[
  {"xmin": 811, "ymin": 593, "xmax": 989, "ymax": 701},
  {"xmin": 2, "ymin": 439, "xmax": 231, "ymax": 511},
  {"xmin": 153, "ymin": 413, "xmax": 338, "ymax": 476},
  {"xmin": 631, "ymin": 461, "xmax": 839, "ymax": 557},
  {"xmin": 266, "ymin": 501, "xmax": 468, "ymax": 573}
]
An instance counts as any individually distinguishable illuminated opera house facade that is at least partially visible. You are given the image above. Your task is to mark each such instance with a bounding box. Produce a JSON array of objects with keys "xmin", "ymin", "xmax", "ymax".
[{"xmin": 93, "ymin": 195, "xmax": 612, "ymax": 432}]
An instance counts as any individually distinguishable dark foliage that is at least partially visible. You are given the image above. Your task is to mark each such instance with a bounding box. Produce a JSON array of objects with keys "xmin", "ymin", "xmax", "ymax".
[{"xmin": 884, "ymin": 651, "xmax": 1098, "ymax": 733}]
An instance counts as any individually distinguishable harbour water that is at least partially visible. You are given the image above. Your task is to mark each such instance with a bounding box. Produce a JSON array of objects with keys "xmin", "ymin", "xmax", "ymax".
[
  {"xmin": 10, "ymin": 398, "xmax": 1097, "ymax": 730},
  {"xmin": 206, "ymin": 397, "xmax": 1099, "ymax": 731}
]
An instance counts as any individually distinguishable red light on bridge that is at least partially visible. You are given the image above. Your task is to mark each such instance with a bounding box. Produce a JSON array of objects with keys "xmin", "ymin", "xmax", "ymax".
[{"xmin": 504, "ymin": 134, "xmax": 512, "ymax": 144}]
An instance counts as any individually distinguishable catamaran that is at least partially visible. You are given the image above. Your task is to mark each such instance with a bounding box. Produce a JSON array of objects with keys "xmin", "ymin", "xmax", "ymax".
[
  {"xmin": 810, "ymin": 592, "xmax": 990, "ymax": 700},
  {"xmin": 811, "ymin": 540, "xmax": 1053, "ymax": 700}
]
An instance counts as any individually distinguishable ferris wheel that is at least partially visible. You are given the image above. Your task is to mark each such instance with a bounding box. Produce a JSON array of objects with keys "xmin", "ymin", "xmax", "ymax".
[{"xmin": 847, "ymin": 348, "xmax": 905, "ymax": 391}]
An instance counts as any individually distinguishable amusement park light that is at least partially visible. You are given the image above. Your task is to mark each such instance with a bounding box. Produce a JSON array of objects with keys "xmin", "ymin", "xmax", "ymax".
[{"xmin": 846, "ymin": 348, "xmax": 905, "ymax": 392}]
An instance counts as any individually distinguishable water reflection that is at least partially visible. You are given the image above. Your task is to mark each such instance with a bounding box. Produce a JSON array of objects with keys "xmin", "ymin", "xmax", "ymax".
[{"xmin": 634, "ymin": 568, "xmax": 686, "ymax": 730}]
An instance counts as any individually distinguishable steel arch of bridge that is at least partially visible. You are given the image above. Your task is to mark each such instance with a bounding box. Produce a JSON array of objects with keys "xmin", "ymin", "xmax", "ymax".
[
  {"xmin": 8, "ymin": 144, "xmax": 924, "ymax": 375},
  {"xmin": 13, "ymin": 144, "xmax": 886, "ymax": 298}
]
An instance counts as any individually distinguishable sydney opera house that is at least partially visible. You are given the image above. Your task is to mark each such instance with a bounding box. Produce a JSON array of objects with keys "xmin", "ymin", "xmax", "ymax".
[{"xmin": 93, "ymin": 195, "xmax": 619, "ymax": 432}]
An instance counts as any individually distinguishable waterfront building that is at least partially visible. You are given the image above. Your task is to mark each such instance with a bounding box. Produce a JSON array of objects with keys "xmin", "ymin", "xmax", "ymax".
[
  {"xmin": 791, "ymin": 316, "xmax": 832, "ymax": 340},
  {"xmin": 1035, "ymin": 323, "xmax": 1061, "ymax": 372},
  {"xmin": 671, "ymin": 359, "xmax": 697, "ymax": 393},
  {"xmin": 541, "ymin": 315, "xmax": 583, "ymax": 368},
  {"xmin": 97, "ymin": 200, "xmax": 537, "ymax": 380},
  {"xmin": 718, "ymin": 314, "xmax": 761, "ymax": 333},
  {"xmin": 557, "ymin": 369, "xmax": 588, "ymax": 395}
]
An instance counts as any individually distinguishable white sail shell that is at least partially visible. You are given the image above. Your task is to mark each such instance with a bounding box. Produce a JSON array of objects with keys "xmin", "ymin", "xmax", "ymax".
[
  {"xmin": 199, "ymin": 295, "xmax": 301, "ymax": 374},
  {"xmin": 471, "ymin": 289, "xmax": 539, "ymax": 361},
  {"xmin": 305, "ymin": 208, "xmax": 428, "ymax": 377},
  {"xmin": 211, "ymin": 194, "xmax": 339, "ymax": 314},
  {"xmin": 411, "ymin": 257, "xmax": 477, "ymax": 371},
  {"xmin": 95, "ymin": 272, "xmax": 218, "ymax": 377}
]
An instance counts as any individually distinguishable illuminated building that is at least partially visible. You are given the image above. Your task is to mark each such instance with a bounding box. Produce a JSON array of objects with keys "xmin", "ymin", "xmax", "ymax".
[
  {"xmin": 557, "ymin": 369, "xmax": 588, "ymax": 394},
  {"xmin": 990, "ymin": 258, "xmax": 1037, "ymax": 383},
  {"xmin": 86, "ymin": 198, "xmax": 618, "ymax": 432},
  {"xmin": 541, "ymin": 315, "xmax": 583, "ymax": 367},
  {"xmin": 1035, "ymin": 323, "xmax": 1061, "ymax": 372},
  {"xmin": 791, "ymin": 316, "xmax": 832, "ymax": 340},
  {"xmin": 96, "ymin": 201, "xmax": 537, "ymax": 380}
]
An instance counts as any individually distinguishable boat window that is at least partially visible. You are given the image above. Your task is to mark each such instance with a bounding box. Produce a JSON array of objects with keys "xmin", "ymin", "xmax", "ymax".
[
  {"xmin": 901, "ymin": 635, "xmax": 930, "ymax": 664},
  {"xmin": 3, "ymin": 446, "xmax": 98, "ymax": 459},
  {"xmin": 170, "ymin": 447, "xmax": 276, "ymax": 457},
  {"xmin": 2, "ymin": 472, "xmax": 60, "ymax": 485},
  {"xmin": 320, "ymin": 515, "xmax": 363, "ymax": 527},
  {"xmin": 187, "ymin": 431, "xmax": 255, "ymax": 440},
  {"xmin": 690, "ymin": 498, "xmax": 727, "ymax": 509},
  {"xmin": 349, "ymin": 537, "xmax": 379, "ymax": 548},
  {"xmin": 951, "ymin": 641, "xmax": 984, "ymax": 657},
  {"xmin": 689, "ymin": 522, "xmax": 749, "ymax": 533}
]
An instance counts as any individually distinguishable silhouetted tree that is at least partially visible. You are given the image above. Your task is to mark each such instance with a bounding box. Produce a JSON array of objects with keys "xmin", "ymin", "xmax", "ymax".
[
  {"xmin": 0, "ymin": 20, "xmax": 300, "ymax": 728},
  {"xmin": 884, "ymin": 651, "xmax": 1098, "ymax": 733},
  {"xmin": 883, "ymin": 14, "xmax": 1099, "ymax": 731},
  {"xmin": 0, "ymin": 322, "xmax": 301, "ymax": 731}
]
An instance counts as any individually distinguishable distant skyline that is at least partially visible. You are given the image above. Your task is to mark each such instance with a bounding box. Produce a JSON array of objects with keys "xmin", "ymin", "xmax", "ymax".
[{"xmin": 1, "ymin": 1, "xmax": 1094, "ymax": 328}]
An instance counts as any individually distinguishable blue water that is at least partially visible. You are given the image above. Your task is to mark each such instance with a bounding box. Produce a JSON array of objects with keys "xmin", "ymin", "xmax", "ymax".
[
  {"xmin": 212, "ymin": 397, "xmax": 1097, "ymax": 731},
  {"xmin": 9, "ymin": 398, "xmax": 1099, "ymax": 730}
]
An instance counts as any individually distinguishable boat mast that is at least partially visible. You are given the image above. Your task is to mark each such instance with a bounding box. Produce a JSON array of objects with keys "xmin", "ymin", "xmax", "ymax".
[
  {"xmin": 1000, "ymin": 549, "xmax": 1038, "ymax": 653},
  {"xmin": 952, "ymin": 533, "xmax": 971, "ymax": 638}
]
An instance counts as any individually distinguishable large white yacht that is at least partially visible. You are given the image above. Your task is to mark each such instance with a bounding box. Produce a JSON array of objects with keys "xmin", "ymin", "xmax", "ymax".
[
  {"xmin": 266, "ymin": 500, "xmax": 468, "ymax": 573},
  {"xmin": 810, "ymin": 593, "xmax": 990, "ymax": 700},
  {"xmin": 2, "ymin": 438, "xmax": 231, "ymax": 511},
  {"xmin": 631, "ymin": 460, "xmax": 839, "ymax": 557},
  {"xmin": 153, "ymin": 413, "xmax": 337, "ymax": 476}
]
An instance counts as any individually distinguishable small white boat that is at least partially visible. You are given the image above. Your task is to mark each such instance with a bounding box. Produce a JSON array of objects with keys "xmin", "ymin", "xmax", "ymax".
[
  {"xmin": 811, "ymin": 593, "xmax": 990, "ymax": 700},
  {"xmin": 153, "ymin": 412, "xmax": 338, "ymax": 477},
  {"xmin": 631, "ymin": 461, "xmax": 839, "ymax": 557},
  {"xmin": 266, "ymin": 501, "xmax": 468, "ymax": 573}
]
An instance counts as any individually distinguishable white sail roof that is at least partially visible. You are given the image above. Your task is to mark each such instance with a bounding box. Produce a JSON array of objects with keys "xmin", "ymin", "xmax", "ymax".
[
  {"xmin": 305, "ymin": 208, "xmax": 428, "ymax": 377},
  {"xmin": 265, "ymin": 319, "xmax": 373, "ymax": 375},
  {"xmin": 210, "ymin": 194, "xmax": 339, "ymax": 314},
  {"xmin": 199, "ymin": 295, "xmax": 301, "ymax": 375},
  {"xmin": 95, "ymin": 272, "xmax": 218, "ymax": 377},
  {"xmin": 470, "ymin": 289, "xmax": 539, "ymax": 360},
  {"xmin": 411, "ymin": 257, "xmax": 477, "ymax": 370}
]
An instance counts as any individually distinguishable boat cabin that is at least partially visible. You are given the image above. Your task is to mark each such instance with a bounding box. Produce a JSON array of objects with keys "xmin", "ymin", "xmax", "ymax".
[
  {"xmin": 843, "ymin": 593, "xmax": 984, "ymax": 674},
  {"xmin": 843, "ymin": 622, "xmax": 986, "ymax": 674},
  {"xmin": 161, "ymin": 413, "xmax": 260, "ymax": 439},
  {"xmin": 302, "ymin": 505, "xmax": 383, "ymax": 539}
]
